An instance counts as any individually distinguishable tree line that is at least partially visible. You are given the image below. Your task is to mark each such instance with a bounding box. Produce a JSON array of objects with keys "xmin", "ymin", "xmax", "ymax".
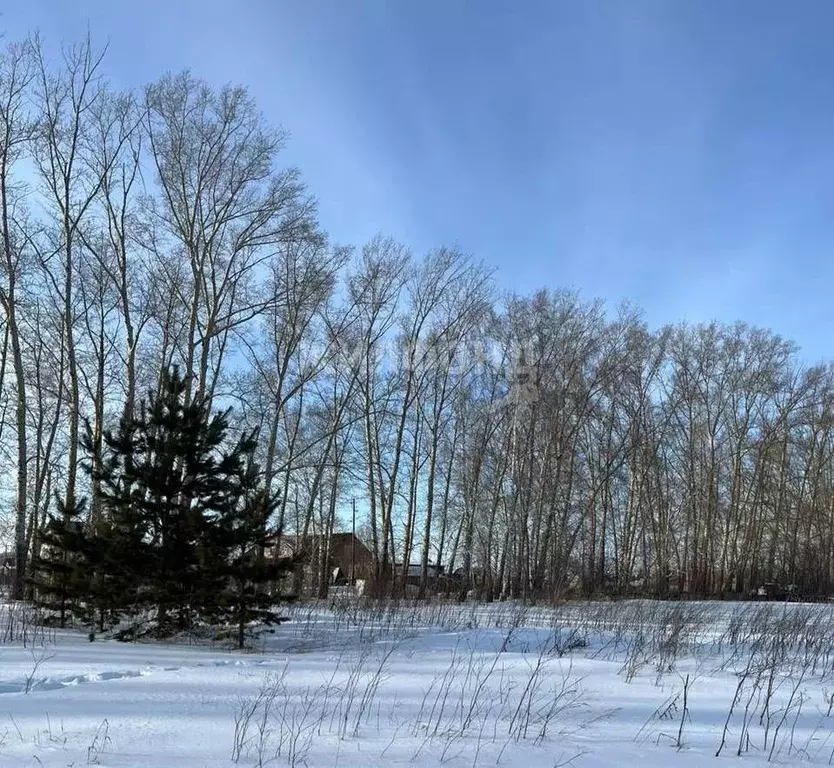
[{"xmin": 0, "ymin": 33, "xmax": 832, "ymax": 606}]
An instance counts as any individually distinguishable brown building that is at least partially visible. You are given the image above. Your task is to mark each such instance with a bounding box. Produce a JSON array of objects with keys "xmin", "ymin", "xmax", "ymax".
[{"xmin": 270, "ymin": 533, "xmax": 374, "ymax": 597}]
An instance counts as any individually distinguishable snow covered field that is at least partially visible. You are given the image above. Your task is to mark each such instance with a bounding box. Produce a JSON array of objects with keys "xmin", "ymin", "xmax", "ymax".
[{"xmin": 3, "ymin": 599, "xmax": 834, "ymax": 766}]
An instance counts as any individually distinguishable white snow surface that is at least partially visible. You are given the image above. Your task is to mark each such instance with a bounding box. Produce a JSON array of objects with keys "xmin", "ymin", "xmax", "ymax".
[{"xmin": 2, "ymin": 599, "xmax": 834, "ymax": 766}]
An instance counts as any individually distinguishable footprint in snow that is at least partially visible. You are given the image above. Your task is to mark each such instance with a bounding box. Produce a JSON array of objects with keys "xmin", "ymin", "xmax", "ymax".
[{"xmin": 0, "ymin": 668, "xmax": 148, "ymax": 694}]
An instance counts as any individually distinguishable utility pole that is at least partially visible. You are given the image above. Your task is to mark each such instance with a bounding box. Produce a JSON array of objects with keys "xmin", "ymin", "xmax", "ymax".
[{"xmin": 351, "ymin": 498, "xmax": 356, "ymax": 586}]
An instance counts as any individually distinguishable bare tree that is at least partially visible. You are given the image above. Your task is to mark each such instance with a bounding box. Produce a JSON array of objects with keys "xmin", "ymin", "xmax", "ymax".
[
  {"xmin": 0, "ymin": 40, "xmax": 37, "ymax": 597},
  {"xmin": 143, "ymin": 71, "xmax": 315, "ymax": 407},
  {"xmin": 32, "ymin": 34, "xmax": 111, "ymax": 520}
]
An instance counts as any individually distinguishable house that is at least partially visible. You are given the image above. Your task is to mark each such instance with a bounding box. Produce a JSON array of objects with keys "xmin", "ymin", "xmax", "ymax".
[
  {"xmin": 395, "ymin": 562, "xmax": 446, "ymax": 587},
  {"xmin": 268, "ymin": 533, "xmax": 374, "ymax": 597}
]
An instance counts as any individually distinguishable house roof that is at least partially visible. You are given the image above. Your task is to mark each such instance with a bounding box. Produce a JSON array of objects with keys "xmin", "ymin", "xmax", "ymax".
[
  {"xmin": 275, "ymin": 532, "xmax": 373, "ymax": 557},
  {"xmin": 280, "ymin": 532, "xmax": 368, "ymax": 545}
]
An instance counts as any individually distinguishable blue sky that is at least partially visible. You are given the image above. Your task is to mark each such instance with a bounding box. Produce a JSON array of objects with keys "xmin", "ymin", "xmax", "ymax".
[{"xmin": 5, "ymin": 1, "xmax": 834, "ymax": 361}]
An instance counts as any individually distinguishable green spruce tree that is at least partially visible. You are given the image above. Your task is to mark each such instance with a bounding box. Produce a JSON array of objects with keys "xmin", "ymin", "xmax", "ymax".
[
  {"xmin": 29, "ymin": 496, "xmax": 90, "ymax": 627},
  {"xmin": 91, "ymin": 366, "xmax": 293, "ymax": 640},
  {"xmin": 210, "ymin": 445, "xmax": 293, "ymax": 649}
]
